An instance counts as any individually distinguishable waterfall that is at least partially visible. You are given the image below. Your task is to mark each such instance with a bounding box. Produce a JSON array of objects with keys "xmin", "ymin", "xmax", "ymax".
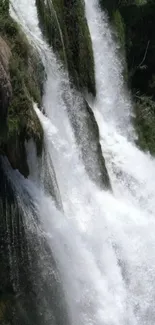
[
  {"xmin": 5, "ymin": 0, "xmax": 155, "ymax": 324},
  {"xmin": 84, "ymin": 0, "xmax": 155, "ymax": 215},
  {"xmin": 84, "ymin": 0, "xmax": 134, "ymax": 137}
]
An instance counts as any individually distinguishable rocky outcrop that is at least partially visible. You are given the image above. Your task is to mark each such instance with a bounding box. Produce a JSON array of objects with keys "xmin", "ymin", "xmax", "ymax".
[
  {"xmin": 0, "ymin": 12, "xmax": 44, "ymax": 176},
  {"xmin": 67, "ymin": 95, "xmax": 111, "ymax": 188},
  {"xmin": 36, "ymin": 0, "xmax": 112, "ymax": 189},
  {"xmin": 36, "ymin": 0, "xmax": 96, "ymax": 96},
  {"xmin": 0, "ymin": 7, "xmax": 46, "ymax": 323}
]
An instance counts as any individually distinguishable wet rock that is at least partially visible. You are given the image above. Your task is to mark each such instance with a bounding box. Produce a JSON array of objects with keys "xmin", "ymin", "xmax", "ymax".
[{"xmin": 0, "ymin": 37, "xmax": 12, "ymax": 123}]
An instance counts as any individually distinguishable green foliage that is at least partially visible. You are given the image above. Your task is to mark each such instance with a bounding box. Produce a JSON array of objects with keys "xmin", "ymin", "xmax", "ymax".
[
  {"xmin": 0, "ymin": 0, "xmax": 9, "ymax": 16},
  {"xmin": 134, "ymin": 95, "xmax": 155, "ymax": 153},
  {"xmin": 100, "ymin": 0, "xmax": 155, "ymax": 155},
  {"xmin": 7, "ymin": 47, "xmax": 43, "ymax": 155},
  {"xmin": 0, "ymin": 10, "xmax": 44, "ymax": 173},
  {"xmin": 135, "ymin": 0, "xmax": 147, "ymax": 4},
  {"xmin": 120, "ymin": 1, "xmax": 155, "ymax": 153},
  {"xmin": 113, "ymin": 10, "xmax": 125, "ymax": 49},
  {"xmin": 36, "ymin": 0, "xmax": 96, "ymax": 96},
  {"xmin": 121, "ymin": 3, "xmax": 155, "ymax": 91}
]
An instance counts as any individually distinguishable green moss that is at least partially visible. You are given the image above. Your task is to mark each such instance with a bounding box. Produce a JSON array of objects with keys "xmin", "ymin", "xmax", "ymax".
[
  {"xmin": 36, "ymin": 0, "xmax": 96, "ymax": 96},
  {"xmin": 112, "ymin": 9, "xmax": 128, "ymax": 80},
  {"xmin": 113, "ymin": 10, "xmax": 125, "ymax": 49},
  {"xmin": 134, "ymin": 95, "xmax": 155, "ymax": 154},
  {"xmin": 0, "ymin": 11, "xmax": 44, "ymax": 174},
  {"xmin": 0, "ymin": 0, "xmax": 9, "ymax": 16}
]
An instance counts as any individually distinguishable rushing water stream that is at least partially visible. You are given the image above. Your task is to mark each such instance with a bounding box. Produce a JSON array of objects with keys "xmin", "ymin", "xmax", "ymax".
[{"xmin": 6, "ymin": 0, "xmax": 155, "ymax": 324}]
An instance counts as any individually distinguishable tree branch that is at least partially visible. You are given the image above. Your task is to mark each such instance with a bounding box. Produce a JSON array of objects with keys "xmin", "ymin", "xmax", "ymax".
[{"xmin": 137, "ymin": 40, "xmax": 150, "ymax": 69}]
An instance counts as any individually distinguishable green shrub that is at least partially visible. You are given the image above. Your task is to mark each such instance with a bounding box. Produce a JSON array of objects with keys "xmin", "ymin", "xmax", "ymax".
[{"xmin": 134, "ymin": 95, "xmax": 155, "ymax": 154}]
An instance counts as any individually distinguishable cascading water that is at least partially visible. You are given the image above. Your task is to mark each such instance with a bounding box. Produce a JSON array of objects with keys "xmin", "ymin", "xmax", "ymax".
[
  {"xmin": 84, "ymin": 0, "xmax": 155, "ymax": 215},
  {"xmin": 5, "ymin": 0, "xmax": 155, "ymax": 324}
]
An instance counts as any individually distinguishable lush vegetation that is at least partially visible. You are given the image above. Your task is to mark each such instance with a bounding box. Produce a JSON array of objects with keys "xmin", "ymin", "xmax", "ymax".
[
  {"xmin": 100, "ymin": 0, "xmax": 155, "ymax": 154},
  {"xmin": 0, "ymin": 0, "xmax": 44, "ymax": 175}
]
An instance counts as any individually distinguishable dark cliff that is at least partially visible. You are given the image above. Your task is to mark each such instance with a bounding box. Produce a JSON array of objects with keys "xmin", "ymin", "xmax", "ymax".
[{"xmin": 100, "ymin": 0, "xmax": 155, "ymax": 153}]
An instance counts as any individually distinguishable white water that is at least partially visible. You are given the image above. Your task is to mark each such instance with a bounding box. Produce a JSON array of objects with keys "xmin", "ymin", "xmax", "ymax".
[
  {"xmin": 84, "ymin": 0, "xmax": 155, "ymax": 216},
  {"xmin": 9, "ymin": 0, "xmax": 155, "ymax": 324}
]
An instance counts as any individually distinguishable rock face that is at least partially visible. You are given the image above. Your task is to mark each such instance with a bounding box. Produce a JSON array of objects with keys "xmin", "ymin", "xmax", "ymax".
[
  {"xmin": 36, "ymin": 0, "xmax": 96, "ymax": 96},
  {"xmin": 36, "ymin": 0, "xmax": 111, "ymax": 189},
  {"xmin": 0, "ymin": 37, "xmax": 12, "ymax": 123},
  {"xmin": 0, "ymin": 7, "xmax": 47, "ymax": 324},
  {"xmin": 0, "ymin": 11, "xmax": 44, "ymax": 176}
]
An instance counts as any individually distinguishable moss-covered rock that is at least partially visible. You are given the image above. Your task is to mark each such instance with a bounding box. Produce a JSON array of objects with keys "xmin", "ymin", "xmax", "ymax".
[
  {"xmin": 133, "ymin": 95, "xmax": 155, "ymax": 153},
  {"xmin": 0, "ymin": 0, "xmax": 9, "ymax": 16},
  {"xmin": 0, "ymin": 158, "xmax": 71, "ymax": 325},
  {"xmin": 36, "ymin": 0, "xmax": 96, "ymax": 96},
  {"xmin": 0, "ymin": 8, "xmax": 44, "ymax": 176},
  {"xmin": 99, "ymin": 1, "xmax": 128, "ymax": 79},
  {"xmin": 112, "ymin": 9, "xmax": 125, "ymax": 50}
]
